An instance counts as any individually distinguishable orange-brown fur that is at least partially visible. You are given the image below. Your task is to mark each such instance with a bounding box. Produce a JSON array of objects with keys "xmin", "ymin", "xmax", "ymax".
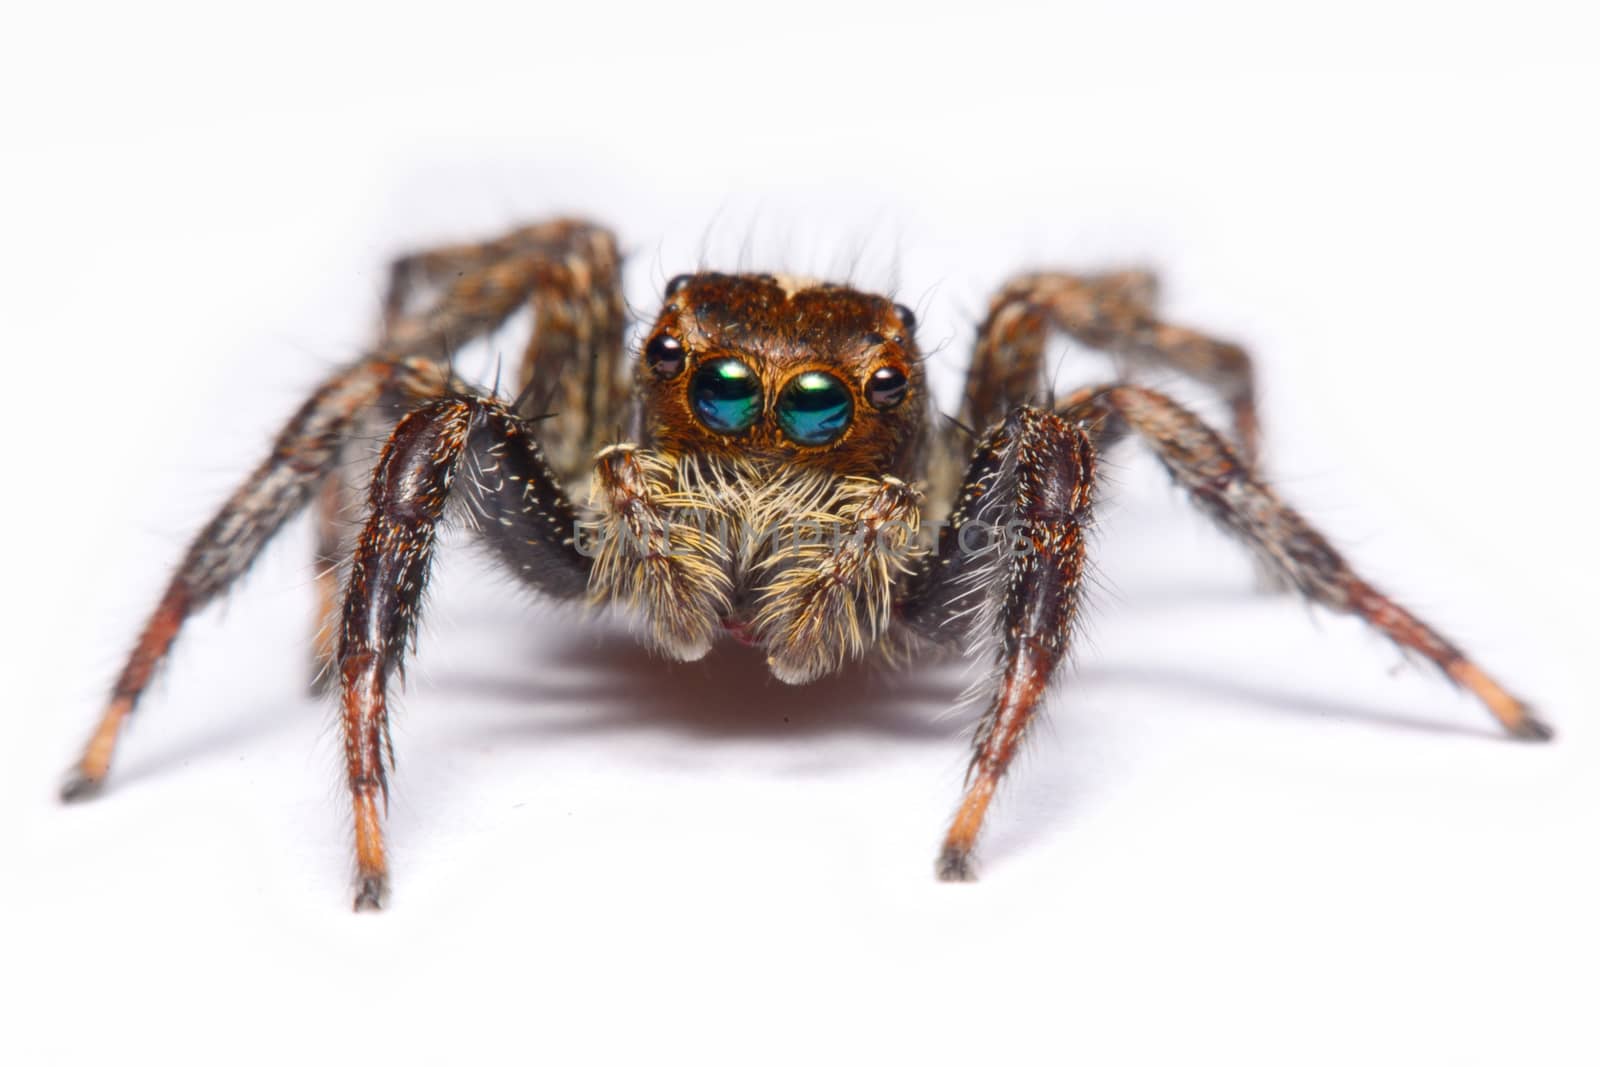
[{"xmin": 641, "ymin": 274, "xmax": 925, "ymax": 477}]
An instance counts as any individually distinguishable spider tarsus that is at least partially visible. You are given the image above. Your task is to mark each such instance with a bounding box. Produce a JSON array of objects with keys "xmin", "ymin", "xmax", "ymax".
[
  {"xmin": 58, "ymin": 767, "xmax": 105, "ymax": 803},
  {"xmin": 1509, "ymin": 712, "xmax": 1555, "ymax": 742},
  {"xmin": 352, "ymin": 875, "xmax": 388, "ymax": 912},
  {"xmin": 935, "ymin": 846, "xmax": 978, "ymax": 883}
]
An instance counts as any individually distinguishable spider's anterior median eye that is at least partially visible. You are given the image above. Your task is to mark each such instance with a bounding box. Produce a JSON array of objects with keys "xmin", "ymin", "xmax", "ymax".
[
  {"xmin": 690, "ymin": 358, "xmax": 762, "ymax": 433},
  {"xmin": 645, "ymin": 333, "xmax": 686, "ymax": 378},
  {"xmin": 865, "ymin": 366, "xmax": 909, "ymax": 410},
  {"xmin": 776, "ymin": 371, "xmax": 853, "ymax": 446}
]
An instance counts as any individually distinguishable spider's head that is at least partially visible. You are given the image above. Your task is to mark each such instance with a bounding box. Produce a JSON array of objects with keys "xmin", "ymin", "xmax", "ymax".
[{"xmin": 636, "ymin": 272, "xmax": 927, "ymax": 476}]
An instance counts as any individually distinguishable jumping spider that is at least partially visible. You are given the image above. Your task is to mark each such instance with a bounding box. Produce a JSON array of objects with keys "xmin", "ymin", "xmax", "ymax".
[{"xmin": 61, "ymin": 219, "xmax": 1552, "ymax": 909}]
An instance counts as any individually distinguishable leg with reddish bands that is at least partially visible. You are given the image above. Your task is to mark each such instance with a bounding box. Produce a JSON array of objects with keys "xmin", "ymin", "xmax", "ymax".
[
  {"xmin": 60, "ymin": 359, "xmax": 398, "ymax": 800},
  {"xmin": 902, "ymin": 407, "xmax": 1098, "ymax": 880},
  {"xmin": 1067, "ymin": 383, "xmax": 1551, "ymax": 740},
  {"xmin": 964, "ymin": 271, "xmax": 1260, "ymax": 463},
  {"xmin": 337, "ymin": 394, "xmax": 590, "ymax": 909},
  {"xmin": 61, "ymin": 220, "xmax": 622, "ymax": 803}
]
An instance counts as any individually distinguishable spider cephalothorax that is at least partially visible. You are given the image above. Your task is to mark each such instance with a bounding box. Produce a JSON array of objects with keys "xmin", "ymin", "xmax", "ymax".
[
  {"xmin": 61, "ymin": 218, "xmax": 1552, "ymax": 910},
  {"xmin": 596, "ymin": 271, "xmax": 931, "ymax": 677},
  {"xmin": 638, "ymin": 272, "xmax": 927, "ymax": 474}
]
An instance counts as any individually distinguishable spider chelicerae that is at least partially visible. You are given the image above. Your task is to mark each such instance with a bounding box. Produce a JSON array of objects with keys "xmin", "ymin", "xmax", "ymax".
[{"xmin": 61, "ymin": 219, "xmax": 1552, "ymax": 909}]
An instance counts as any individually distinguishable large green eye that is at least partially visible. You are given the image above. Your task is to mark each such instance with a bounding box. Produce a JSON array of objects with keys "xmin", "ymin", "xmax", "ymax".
[
  {"xmin": 776, "ymin": 371, "xmax": 853, "ymax": 446},
  {"xmin": 690, "ymin": 358, "xmax": 762, "ymax": 433}
]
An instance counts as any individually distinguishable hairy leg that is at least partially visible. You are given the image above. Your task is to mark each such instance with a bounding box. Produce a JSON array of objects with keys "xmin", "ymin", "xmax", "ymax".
[
  {"xmin": 387, "ymin": 221, "xmax": 628, "ymax": 481},
  {"xmin": 339, "ymin": 393, "xmax": 590, "ymax": 909},
  {"xmin": 963, "ymin": 271, "xmax": 1260, "ymax": 462},
  {"xmin": 382, "ymin": 221, "xmax": 604, "ymax": 337},
  {"xmin": 900, "ymin": 407, "xmax": 1098, "ymax": 880},
  {"xmin": 509, "ymin": 227, "xmax": 628, "ymax": 480},
  {"xmin": 61, "ymin": 359, "xmax": 405, "ymax": 799},
  {"xmin": 1067, "ymin": 383, "xmax": 1550, "ymax": 740},
  {"xmin": 316, "ymin": 220, "xmax": 622, "ymax": 681},
  {"xmin": 381, "ymin": 220, "xmax": 620, "ymax": 369},
  {"xmin": 63, "ymin": 218, "xmax": 621, "ymax": 800}
]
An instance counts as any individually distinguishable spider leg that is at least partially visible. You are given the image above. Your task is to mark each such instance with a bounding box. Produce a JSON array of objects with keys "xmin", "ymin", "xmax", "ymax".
[
  {"xmin": 381, "ymin": 220, "xmax": 618, "ymax": 367},
  {"xmin": 328, "ymin": 230, "xmax": 538, "ymax": 679},
  {"xmin": 60, "ymin": 358, "xmax": 412, "ymax": 800},
  {"xmin": 310, "ymin": 222, "xmax": 624, "ymax": 686},
  {"xmin": 963, "ymin": 271, "xmax": 1260, "ymax": 463},
  {"xmin": 508, "ymin": 227, "xmax": 628, "ymax": 480},
  {"xmin": 899, "ymin": 407, "xmax": 1098, "ymax": 881},
  {"xmin": 388, "ymin": 222, "xmax": 630, "ymax": 476},
  {"xmin": 339, "ymin": 393, "xmax": 588, "ymax": 910},
  {"xmin": 1067, "ymin": 383, "xmax": 1552, "ymax": 741},
  {"xmin": 62, "ymin": 219, "xmax": 622, "ymax": 800},
  {"xmin": 384, "ymin": 240, "xmax": 500, "ymax": 334},
  {"xmin": 381, "ymin": 222, "xmax": 589, "ymax": 335}
]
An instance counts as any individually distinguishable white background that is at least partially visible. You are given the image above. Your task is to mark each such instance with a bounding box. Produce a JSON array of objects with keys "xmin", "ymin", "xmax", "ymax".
[{"xmin": 4, "ymin": 2, "xmax": 1596, "ymax": 1064}]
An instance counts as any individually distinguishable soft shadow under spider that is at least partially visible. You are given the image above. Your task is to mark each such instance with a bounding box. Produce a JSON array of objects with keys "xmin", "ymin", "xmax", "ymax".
[
  {"xmin": 429, "ymin": 603, "xmax": 1502, "ymax": 750},
  {"xmin": 428, "ymin": 627, "xmax": 966, "ymax": 743}
]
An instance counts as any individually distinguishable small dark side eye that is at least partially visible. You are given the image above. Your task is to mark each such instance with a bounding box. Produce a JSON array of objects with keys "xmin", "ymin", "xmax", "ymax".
[
  {"xmin": 865, "ymin": 366, "xmax": 908, "ymax": 410},
  {"xmin": 645, "ymin": 334, "xmax": 686, "ymax": 378},
  {"xmin": 893, "ymin": 303, "xmax": 917, "ymax": 333},
  {"xmin": 665, "ymin": 274, "xmax": 693, "ymax": 297}
]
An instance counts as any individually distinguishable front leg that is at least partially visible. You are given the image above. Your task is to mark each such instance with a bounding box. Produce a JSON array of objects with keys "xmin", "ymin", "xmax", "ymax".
[
  {"xmin": 339, "ymin": 395, "xmax": 589, "ymax": 910},
  {"xmin": 902, "ymin": 407, "xmax": 1098, "ymax": 880}
]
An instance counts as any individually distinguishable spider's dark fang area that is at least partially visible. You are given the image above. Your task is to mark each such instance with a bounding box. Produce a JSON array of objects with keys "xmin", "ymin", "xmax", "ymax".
[
  {"xmin": 865, "ymin": 366, "xmax": 909, "ymax": 410},
  {"xmin": 645, "ymin": 333, "xmax": 686, "ymax": 378},
  {"xmin": 690, "ymin": 357, "xmax": 762, "ymax": 433},
  {"xmin": 776, "ymin": 371, "xmax": 853, "ymax": 445}
]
